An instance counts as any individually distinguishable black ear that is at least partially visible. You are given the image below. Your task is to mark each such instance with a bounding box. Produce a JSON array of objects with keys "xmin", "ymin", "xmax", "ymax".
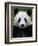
[
  {"xmin": 27, "ymin": 9, "xmax": 32, "ymax": 16},
  {"xmin": 14, "ymin": 8, "xmax": 18, "ymax": 15}
]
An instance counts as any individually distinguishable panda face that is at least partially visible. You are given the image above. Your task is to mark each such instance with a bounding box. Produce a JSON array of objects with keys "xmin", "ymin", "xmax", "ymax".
[
  {"xmin": 18, "ymin": 18, "xmax": 27, "ymax": 23},
  {"xmin": 18, "ymin": 17, "xmax": 28, "ymax": 28},
  {"xmin": 18, "ymin": 18, "xmax": 27, "ymax": 28},
  {"xmin": 13, "ymin": 11, "xmax": 32, "ymax": 28}
]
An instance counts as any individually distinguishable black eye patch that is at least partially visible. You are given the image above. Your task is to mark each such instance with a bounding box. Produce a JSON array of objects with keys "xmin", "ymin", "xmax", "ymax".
[
  {"xmin": 24, "ymin": 18, "xmax": 27, "ymax": 23},
  {"xmin": 18, "ymin": 18, "xmax": 21, "ymax": 23}
]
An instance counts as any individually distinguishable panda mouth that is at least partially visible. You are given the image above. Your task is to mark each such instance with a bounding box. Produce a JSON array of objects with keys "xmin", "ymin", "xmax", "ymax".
[{"xmin": 21, "ymin": 26, "xmax": 25, "ymax": 28}]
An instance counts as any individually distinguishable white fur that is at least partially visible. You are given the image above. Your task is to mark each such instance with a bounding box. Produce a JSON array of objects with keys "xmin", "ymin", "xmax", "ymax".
[{"xmin": 13, "ymin": 11, "xmax": 32, "ymax": 28}]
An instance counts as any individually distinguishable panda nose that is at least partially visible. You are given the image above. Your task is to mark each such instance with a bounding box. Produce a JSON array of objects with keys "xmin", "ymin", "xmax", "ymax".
[{"xmin": 21, "ymin": 24, "xmax": 24, "ymax": 27}]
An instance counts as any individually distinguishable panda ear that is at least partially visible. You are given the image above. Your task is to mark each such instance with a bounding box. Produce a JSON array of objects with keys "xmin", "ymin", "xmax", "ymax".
[
  {"xmin": 27, "ymin": 9, "xmax": 32, "ymax": 16},
  {"xmin": 14, "ymin": 8, "xmax": 18, "ymax": 15}
]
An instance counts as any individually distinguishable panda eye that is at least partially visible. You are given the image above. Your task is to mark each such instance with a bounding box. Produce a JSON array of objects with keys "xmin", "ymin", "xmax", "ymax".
[
  {"xmin": 24, "ymin": 18, "xmax": 27, "ymax": 23},
  {"xmin": 18, "ymin": 18, "xmax": 21, "ymax": 23}
]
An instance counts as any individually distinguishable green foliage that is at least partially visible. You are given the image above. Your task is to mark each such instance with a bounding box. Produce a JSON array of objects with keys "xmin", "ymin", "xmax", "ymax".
[{"xmin": 18, "ymin": 8, "xmax": 32, "ymax": 12}]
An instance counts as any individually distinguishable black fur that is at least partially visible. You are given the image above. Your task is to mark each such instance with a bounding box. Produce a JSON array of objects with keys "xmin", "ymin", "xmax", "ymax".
[
  {"xmin": 27, "ymin": 9, "xmax": 32, "ymax": 16},
  {"xmin": 14, "ymin": 8, "xmax": 18, "ymax": 15},
  {"xmin": 12, "ymin": 25, "xmax": 32, "ymax": 38}
]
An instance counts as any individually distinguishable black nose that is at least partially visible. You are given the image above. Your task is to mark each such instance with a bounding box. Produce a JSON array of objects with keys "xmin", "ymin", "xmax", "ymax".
[{"xmin": 21, "ymin": 24, "xmax": 24, "ymax": 27}]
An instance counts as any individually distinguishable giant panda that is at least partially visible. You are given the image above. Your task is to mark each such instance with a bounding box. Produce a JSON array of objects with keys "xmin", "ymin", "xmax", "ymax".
[{"xmin": 12, "ymin": 8, "xmax": 32, "ymax": 37}]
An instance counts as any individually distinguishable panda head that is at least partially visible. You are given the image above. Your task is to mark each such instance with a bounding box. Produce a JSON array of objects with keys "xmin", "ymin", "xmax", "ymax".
[{"xmin": 13, "ymin": 9, "xmax": 32, "ymax": 28}]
